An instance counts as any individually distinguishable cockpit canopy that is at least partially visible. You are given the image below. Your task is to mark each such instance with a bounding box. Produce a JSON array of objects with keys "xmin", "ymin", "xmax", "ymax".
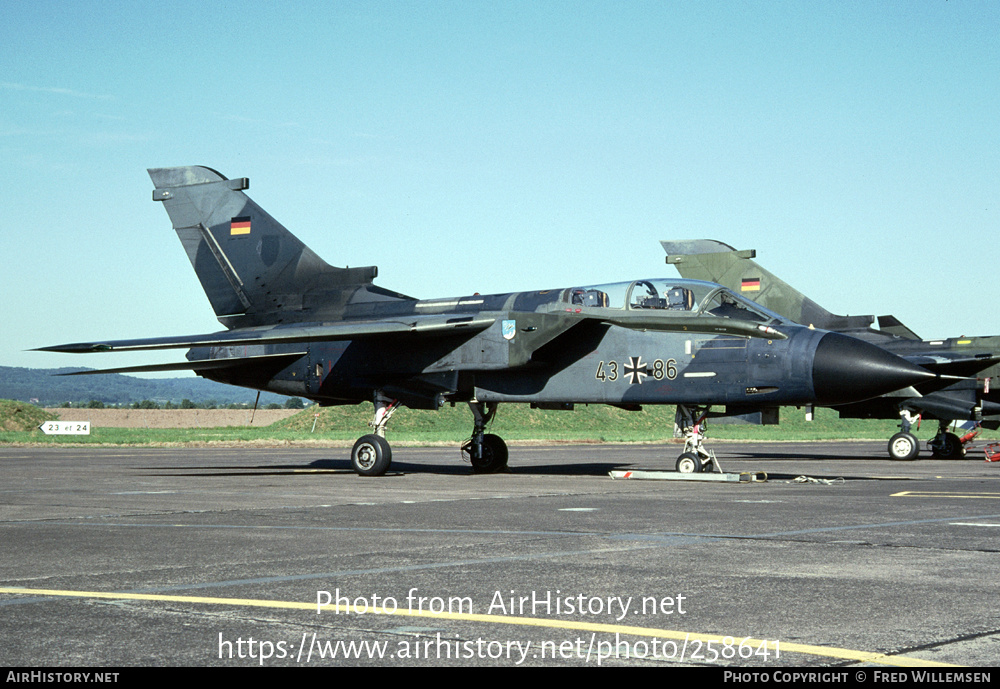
[{"xmin": 563, "ymin": 278, "xmax": 786, "ymax": 325}]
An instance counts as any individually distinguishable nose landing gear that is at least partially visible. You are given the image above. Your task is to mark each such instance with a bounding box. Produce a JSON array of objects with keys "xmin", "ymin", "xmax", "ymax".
[{"xmin": 674, "ymin": 405, "xmax": 722, "ymax": 473}]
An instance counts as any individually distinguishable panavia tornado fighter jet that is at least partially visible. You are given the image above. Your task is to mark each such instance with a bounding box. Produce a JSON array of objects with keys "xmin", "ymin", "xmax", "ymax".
[
  {"xmin": 39, "ymin": 167, "xmax": 937, "ymax": 475},
  {"xmin": 663, "ymin": 239, "xmax": 1000, "ymax": 461}
]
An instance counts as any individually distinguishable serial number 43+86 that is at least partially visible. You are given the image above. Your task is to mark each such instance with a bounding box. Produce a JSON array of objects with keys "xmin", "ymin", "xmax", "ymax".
[{"xmin": 595, "ymin": 357, "xmax": 677, "ymax": 384}]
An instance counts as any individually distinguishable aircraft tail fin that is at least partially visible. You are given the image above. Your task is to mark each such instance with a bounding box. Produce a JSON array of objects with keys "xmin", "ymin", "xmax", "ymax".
[
  {"xmin": 661, "ymin": 239, "xmax": 875, "ymax": 331},
  {"xmin": 148, "ymin": 166, "xmax": 413, "ymax": 329}
]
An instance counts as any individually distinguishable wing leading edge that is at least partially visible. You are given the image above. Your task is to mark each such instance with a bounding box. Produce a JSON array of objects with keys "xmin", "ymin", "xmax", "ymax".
[
  {"xmin": 54, "ymin": 351, "xmax": 309, "ymax": 377},
  {"xmin": 36, "ymin": 314, "xmax": 498, "ymax": 354}
]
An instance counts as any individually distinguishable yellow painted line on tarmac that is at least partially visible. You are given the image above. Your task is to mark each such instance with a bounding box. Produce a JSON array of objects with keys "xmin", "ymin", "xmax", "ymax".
[
  {"xmin": 0, "ymin": 586, "xmax": 954, "ymax": 667},
  {"xmin": 892, "ymin": 491, "xmax": 1000, "ymax": 499}
]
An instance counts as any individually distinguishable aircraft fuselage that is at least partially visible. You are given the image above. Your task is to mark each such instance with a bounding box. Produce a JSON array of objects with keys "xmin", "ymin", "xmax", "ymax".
[{"xmin": 191, "ymin": 278, "xmax": 931, "ymax": 415}]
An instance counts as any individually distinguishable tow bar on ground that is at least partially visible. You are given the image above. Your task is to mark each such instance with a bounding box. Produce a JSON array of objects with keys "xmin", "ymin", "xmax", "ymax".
[{"xmin": 609, "ymin": 470, "xmax": 768, "ymax": 483}]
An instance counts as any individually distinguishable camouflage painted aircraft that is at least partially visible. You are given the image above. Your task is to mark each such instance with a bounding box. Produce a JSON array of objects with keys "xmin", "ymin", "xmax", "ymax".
[
  {"xmin": 663, "ymin": 239, "xmax": 1000, "ymax": 460},
  {"xmin": 38, "ymin": 168, "xmax": 939, "ymax": 475}
]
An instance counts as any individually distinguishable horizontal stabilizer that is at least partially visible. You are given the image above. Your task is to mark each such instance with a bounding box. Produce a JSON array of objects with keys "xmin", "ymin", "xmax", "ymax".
[
  {"xmin": 904, "ymin": 354, "xmax": 1000, "ymax": 378},
  {"xmin": 54, "ymin": 352, "xmax": 307, "ymax": 376},
  {"xmin": 878, "ymin": 315, "xmax": 921, "ymax": 340},
  {"xmin": 904, "ymin": 394, "xmax": 1000, "ymax": 420},
  {"xmin": 37, "ymin": 315, "xmax": 496, "ymax": 354}
]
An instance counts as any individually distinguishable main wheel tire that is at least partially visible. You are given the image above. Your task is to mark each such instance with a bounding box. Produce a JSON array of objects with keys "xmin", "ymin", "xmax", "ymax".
[
  {"xmin": 888, "ymin": 432, "xmax": 919, "ymax": 461},
  {"xmin": 471, "ymin": 433, "xmax": 508, "ymax": 473},
  {"xmin": 351, "ymin": 434, "xmax": 392, "ymax": 476},
  {"xmin": 931, "ymin": 432, "xmax": 964, "ymax": 459},
  {"xmin": 676, "ymin": 452, "xmax": 703, "ymax": 474}
]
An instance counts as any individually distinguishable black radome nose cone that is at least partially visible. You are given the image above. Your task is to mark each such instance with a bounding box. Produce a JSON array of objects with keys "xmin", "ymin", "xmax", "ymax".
[{"xmin": 812, "ymin": 332, "xmax": 935, "ymax": 405}]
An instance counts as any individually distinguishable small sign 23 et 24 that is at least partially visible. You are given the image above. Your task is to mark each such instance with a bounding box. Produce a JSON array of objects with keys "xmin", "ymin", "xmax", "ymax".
[{"xmin": 39, "ymin": 421, "xmax": 90, "ymax": 435}]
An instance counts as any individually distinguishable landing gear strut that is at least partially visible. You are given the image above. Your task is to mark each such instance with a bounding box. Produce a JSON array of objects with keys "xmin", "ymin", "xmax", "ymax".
[
  {"xmin": 351, "ymin": 392, "xmax": 399, "ymax": 476},
  {"xmin": 888, "ymin": 410, "xmax": 920, "ymax": 461},
  {"xmin": 462, "ymin": 402, "xmax": 508, "ymax": 473},
  {"xmin": 674, "ymin": 405, "xmax": 721, "ymax": 473}
]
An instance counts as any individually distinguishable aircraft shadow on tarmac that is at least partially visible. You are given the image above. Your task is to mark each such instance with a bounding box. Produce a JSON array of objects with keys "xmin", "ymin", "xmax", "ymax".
[
  {"xmin": 725, "ymin": 450, "xmax": 882, "ymax": 461},
  {"xmin": 139, "ymin": 457, "xmax": 631, "ymax": 478},
  {"xmin": 309, "ymin": 457, "xmax": 629, "ymax": 477},
  {"xmin": 725, "ymin": 448, "xmax": 984, "ymax": 462}
]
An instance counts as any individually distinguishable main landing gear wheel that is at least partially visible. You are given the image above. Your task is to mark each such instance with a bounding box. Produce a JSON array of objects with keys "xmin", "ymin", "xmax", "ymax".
[
  {"xmin": 675, "ymin": 452, "xmax": 704, "ymax": 474},
  {"xmin": 888, "ymin": 432, "xmax": 919, "ymax": 461},
  {"xmin": 930, "ymin": 432, "xmax": 964, "ymax": 459},
  {"xmin": 351, "ymin": 434, "xmax": 392, "ymax": 476},
  {"xmin": 351, "ymin": 391, "xmax": 399, "ymax": 476},
  {"xmin": 464, "ymin": 402, "xmax": 508, "ymax": 474},
  {"xmin": 468, "ymin": 433, "xmax": 508, "ymax": 474}
]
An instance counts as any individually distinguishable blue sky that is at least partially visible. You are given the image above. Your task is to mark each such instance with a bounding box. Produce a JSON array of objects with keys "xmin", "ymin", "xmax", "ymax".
[{"xmin": 2, "ymin": 1, "xmax": 998, "ymax": 376}]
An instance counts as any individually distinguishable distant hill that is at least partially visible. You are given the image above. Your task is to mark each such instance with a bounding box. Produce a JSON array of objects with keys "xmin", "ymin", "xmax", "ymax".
[{"xmin": 0, "ymin": 366, "xmax": 291, "ymax": 407}]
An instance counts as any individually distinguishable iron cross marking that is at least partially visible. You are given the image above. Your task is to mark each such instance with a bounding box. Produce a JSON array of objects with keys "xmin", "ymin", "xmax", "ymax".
[{"xmin": 624, "ymin": 356, "xmax": 648, "ymax": 384}]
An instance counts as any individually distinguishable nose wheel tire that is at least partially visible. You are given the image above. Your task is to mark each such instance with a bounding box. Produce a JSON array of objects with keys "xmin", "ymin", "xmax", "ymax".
[
  {"xmin": 676, "ymin": 452, "xmax": 704, "ymax": 473},
  {"xmin": 888, "ymin": 432, "xmax": 919, "ymax": 461},
  {"xmin": 352, "ymin": 434, "xmax": 392, "ymax": 476}
]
